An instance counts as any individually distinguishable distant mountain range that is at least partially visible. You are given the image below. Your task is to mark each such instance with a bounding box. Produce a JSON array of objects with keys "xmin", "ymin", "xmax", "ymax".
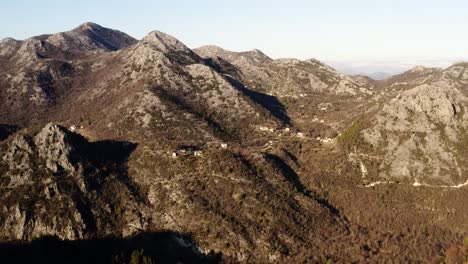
[
  {"xmin": 365, "ymin": 71, "xmax": 392, "ymax": 80},
  {"xmin": 0, "ymin": 22, "xmax": 467, "ymax": 263},
  {"xmin": 326, "ymin": 59, "xmax": 468, "ymax": 80}
]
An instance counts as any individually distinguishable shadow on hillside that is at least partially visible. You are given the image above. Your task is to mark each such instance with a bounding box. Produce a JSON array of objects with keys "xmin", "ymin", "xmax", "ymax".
[
  {"xmin": 2, "ymin": 127, "xmax": 143, "ymax": 236},
  {"xmin": 225, "ymin": 76, "xmax": 291, "ymax": 125},
  {"xmin": 0, "ymin": 231, "xmax": 223, "ymax": 264},
  {"xmin": 85, "ymin": 139, "xmax": 146, "ymax": 202},
  {"xmin": 204, "ymin": 57, "xmax": 291, "ymax": 124},
  {"xmin": 264, "ymin": 153, "xmax": 344, "ymax": 216},
  {"xmin": 61, "ymin": 132, "xmax": 146, "ymax": 233},
  {"xmin": 204, "ymin": 57, "xmax": 243, "ymax": 81},
  {"xmin": 264, "ymin": 153, "xmax": 308, "ymax": 194},
  {"xmin": 84, "ymin": 140, "xmax": 137, "ymax": 169},
  {"xmin": 151, "ymin": 86, "xmax": 234, "ymax": 141},
  {"xmin": 0, "ymin": 124, "xmax": 19, "ymax": 141}
]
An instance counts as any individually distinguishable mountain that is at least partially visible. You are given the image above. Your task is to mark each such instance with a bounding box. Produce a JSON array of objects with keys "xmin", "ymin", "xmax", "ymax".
[
  {"xmin": 0, "ymin": 23, "xmax": 347, "ymax": 261},
  {"xmin": 0, "ymin": 22, "xmax": 138, "ymax": 125},
  {"xmin": 36, "ymin": 22, "xmax": 137, "ymax": 54},
  {"xmin": 195, "ymin": 46, "xmax": 374, "ymax": 96},
  {"xmin": 375, "ymin": 65, "xmax": 443, "ymax": 90},
  {"xmin": 0, "ymin": 124, "xmax": 143, "ymax": 239},
  {"xmin": 360, "ymin": 80, "xmax": 468, "ymax": 186},
  {"xmin": 0, "ymin": 23, "xmax": 466, "ymax": 263},
  {"xmin": 367, "ymin": 72, "xmax": 391, "ymax": 80}
]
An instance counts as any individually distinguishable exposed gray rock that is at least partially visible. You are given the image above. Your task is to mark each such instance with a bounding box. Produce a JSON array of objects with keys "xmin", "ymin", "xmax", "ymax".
[
  {"xmin": 0, "ymin": 123, "xmax": 146, "ymax": 240},
  {"xmin": 361, "ymin": 81, "xmax": 468, "ymax": 185},
  {"xmin": 141, "ymin": 31, "xmax": 201, "ymax": 65},
  {"xmin": 46, "ymin": 22, "xmax": 137, "ymax": 53},
  {"xmin": 34, "ymin": 123, "xmax": 78, "ymax": 174},
  {"xmin": 2, "ymin": 135, "xmax": 35, "ymax": 187},
  {"xmin": 0, "ymin": 37, "xmax": 21, "ymax": 57}
]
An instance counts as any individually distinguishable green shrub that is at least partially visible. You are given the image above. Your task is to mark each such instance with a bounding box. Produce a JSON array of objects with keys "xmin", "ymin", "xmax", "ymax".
[{"xmin": 337, "ymin": 120, "xmax": 362, "ymax": 151}]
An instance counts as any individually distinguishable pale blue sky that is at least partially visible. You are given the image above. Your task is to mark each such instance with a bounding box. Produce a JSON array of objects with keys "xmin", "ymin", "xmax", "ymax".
[{"xmin": 2, "ymin": 0, "xmax": 468, "ymax": 72}]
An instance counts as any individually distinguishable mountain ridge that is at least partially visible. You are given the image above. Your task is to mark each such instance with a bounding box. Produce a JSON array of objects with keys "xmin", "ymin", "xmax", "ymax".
[{"xmin": 0, "ymin": 22, "xmax": 466, "ymax": 263}]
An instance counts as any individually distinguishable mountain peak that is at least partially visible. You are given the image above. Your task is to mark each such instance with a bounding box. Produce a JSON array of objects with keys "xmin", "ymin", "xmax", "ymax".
[
  {"xmin": 195, "ymin": 45, "xmax": 226, "ymax": 53},
  {"xmin": 142, "ymin": 31, "xmax": 190, "ymax": 53},
  {"xmin": 408, "ymin": 65, "xmax": 427, "ymax": 73},
  {"xmin": 44, "ymin": 22, "xmax": 137, "ymax": 53},
  {"xmin": 241, "ymin": 48, "xmax": 272, "ymax": 63},
  {"xmin": 73, "ymin": 22, "xmax": 103, "ymax": 32},
  {"xmin": 138, "ymin": 30, "xmax": 201, "ymax": 65},
  {"xmin": 249, "ymin": 48, "xmax": 267, "ymax": 56}
]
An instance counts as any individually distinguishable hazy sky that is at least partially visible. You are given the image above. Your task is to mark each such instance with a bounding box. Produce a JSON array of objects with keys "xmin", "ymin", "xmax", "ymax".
[{"xmin": 2, "ymin": 0, "xmax": 468, "ymax": 73}]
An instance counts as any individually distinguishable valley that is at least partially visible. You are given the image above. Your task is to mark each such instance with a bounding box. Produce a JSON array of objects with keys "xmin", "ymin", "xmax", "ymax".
[{"xmin": 0, "ymin": 22, "xmax": 467, "ymax": 263}]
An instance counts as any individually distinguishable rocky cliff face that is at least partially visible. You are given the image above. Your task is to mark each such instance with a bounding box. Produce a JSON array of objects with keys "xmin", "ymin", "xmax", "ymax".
[
  {"xmin": 344, "ymin": 64, "xmax": 468, "ymax": 188},
  {"xmin": 0, "ymin": 124, "xmax": 145, "ymax": 240},
  {"xmin": 360, "ymin": 81, "xmax": 468, "ymax": 186}
]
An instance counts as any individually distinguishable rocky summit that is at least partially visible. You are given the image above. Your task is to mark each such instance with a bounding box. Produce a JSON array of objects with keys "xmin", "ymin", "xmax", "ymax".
[{"xmin": 0, "ymin": 23, "xmax": 467, "ymax": 263}]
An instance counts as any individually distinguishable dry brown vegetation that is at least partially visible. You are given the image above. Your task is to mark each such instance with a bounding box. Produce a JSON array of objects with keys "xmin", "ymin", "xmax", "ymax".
[{"xmin": 0, "ymin": 23, "xmax": 467, "ymax": 263}]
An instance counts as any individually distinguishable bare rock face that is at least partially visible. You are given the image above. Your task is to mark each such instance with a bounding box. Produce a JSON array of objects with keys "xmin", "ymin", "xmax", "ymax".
[
  {"xmin": 34, "ymin": 123, "xmax": 79, "ymax": 174},
  {"xmin": 0, "ymin": 38, "xmax": 21, "ymax": 57},
  {"xmin": 0, "ymin": 124, "xmax": 146, "ymax": 240},
  {"xmin": 361, "ymin": 81, "xmax": 468, "ymax": 185},
  {"xmin": 2, "ymin": 135, "xmax": 35, "ymax": 187},
  {"xmin": 0, "ymin": 124, "xmax": 86, "ymax": 239}
]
